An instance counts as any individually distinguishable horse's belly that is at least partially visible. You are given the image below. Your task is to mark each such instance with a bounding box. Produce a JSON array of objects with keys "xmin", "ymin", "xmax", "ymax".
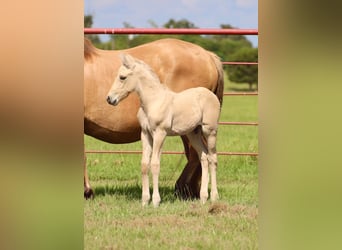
[
  {"xmin": 170, "ymin": 113, "xmax": 202, "ymax": 135},
  {"xmin": 84, "ymin": 117, "xmax": 141, "ymax": 144},
  {"xmin": 84, "ymin": 90, "xmax": 142, "ymax": 143}
]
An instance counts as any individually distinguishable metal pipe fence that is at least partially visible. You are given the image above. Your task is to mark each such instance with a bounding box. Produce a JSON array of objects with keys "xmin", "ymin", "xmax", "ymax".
[
  {"xmin": 84, "ymin": 28, "xmax": 258, "ymax": 35},
  {"xmin": 84, "ymin": 28, "xmax": 258, "ymax": 157}
]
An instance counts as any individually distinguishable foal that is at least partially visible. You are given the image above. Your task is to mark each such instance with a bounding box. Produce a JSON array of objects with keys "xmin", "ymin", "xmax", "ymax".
[{"xmin": 107, "ymin": 54, "xmax": 221, "ymax": 207}]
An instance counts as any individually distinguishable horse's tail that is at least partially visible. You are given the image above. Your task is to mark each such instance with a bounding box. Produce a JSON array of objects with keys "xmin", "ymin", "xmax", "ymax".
[{"xmin": 209, "ymin": 52, "xmax": 224, "ymax": 107}]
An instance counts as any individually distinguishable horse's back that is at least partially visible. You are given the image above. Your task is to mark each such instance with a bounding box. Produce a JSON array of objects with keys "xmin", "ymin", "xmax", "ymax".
[{"xmin": 129, "ymin": 39, "xmax": 219, "ymax": 92}]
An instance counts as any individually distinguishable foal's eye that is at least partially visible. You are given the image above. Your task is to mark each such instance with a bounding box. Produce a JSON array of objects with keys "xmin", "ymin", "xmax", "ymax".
[{"xmin": 119, "ymin": 75, "xmax": 127, "ymax": 81}]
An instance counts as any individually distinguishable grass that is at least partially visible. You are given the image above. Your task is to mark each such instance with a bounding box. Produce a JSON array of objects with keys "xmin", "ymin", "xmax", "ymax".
[{"xmin": 84, "ymin": 79, "xmax": 258, "ymax": 249}]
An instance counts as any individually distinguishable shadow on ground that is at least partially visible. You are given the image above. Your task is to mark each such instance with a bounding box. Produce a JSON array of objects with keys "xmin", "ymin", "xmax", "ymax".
[{"xmin": 94, "ymin": 184, "xmax": 178, "ymax": 202}]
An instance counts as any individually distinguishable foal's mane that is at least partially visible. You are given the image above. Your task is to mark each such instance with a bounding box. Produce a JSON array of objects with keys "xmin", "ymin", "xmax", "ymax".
[
  {"xmin": 84, "ymin": 37, "xmax": 98, "ymax": 61},
  {"xmin": 134, "ymin": 57, "xmax": 161, "ymax": 83}
]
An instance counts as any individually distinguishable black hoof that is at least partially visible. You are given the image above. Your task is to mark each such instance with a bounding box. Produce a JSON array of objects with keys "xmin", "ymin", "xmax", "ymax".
[
  {"xmin": 84, "ymin": 188, "xmax": 94, "ymax": 200},
  {"xmin": 174, "ymin": 183, "xmax": 200, "ymax": 200}
]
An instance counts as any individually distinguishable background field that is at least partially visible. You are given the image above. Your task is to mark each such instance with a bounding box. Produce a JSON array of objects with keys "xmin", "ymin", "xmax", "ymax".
[{"xmin": 84, "ymin": 80, "xmax": 258, "ymax": 249}]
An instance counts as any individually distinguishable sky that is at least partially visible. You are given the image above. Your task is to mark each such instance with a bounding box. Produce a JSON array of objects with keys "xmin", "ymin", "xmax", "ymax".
[{"xmin": 84, "ymin": 0, "xmax": 258, "ymax": 47}]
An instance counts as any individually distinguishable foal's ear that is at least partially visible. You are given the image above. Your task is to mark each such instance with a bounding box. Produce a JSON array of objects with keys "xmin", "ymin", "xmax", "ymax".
[{"xmin": 120, "ymin": 53, "xmax": 135, "ymax": 69}]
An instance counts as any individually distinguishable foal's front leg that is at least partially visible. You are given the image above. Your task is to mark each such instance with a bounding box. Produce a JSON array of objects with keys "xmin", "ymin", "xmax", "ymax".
[
  {"xmin": 141, "ymin": 129, "xmax": 152, "ymax": 206},
  {"xmin": 151, "ymin": 129, "xmax": 167, "ymax": 207}
]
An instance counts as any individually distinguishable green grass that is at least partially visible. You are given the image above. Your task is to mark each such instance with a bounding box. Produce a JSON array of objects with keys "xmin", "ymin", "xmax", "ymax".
[{"xmin": 84, "ymin": 79, "xmax": 258, "ymax": 249}]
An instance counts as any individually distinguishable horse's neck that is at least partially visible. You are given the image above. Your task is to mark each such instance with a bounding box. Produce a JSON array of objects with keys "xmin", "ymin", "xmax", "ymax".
[{"xmin": 136, "ymin": 74, "xmax": 172, "ymax": 111}]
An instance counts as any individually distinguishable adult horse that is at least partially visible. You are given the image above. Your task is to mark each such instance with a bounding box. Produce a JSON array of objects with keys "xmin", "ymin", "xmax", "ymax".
[{"xmin": 84, "ymin": 37, "xmax": 224, "ymax": 199}]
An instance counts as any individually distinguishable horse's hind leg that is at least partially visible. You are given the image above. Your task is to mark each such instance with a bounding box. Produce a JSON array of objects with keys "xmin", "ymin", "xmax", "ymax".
[
  {"xmin": 175, "ymin": 135, "xmax": 201, "ymax": 200},
  {"xmin": 187, "ymin": 131, "xmax": 209, "ymax": 204}
]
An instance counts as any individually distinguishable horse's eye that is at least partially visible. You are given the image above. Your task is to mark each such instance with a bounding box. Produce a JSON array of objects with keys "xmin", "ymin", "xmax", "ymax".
[{"xmin": 119, "ymin": 75, "xmax": 127, "ymax": 81}]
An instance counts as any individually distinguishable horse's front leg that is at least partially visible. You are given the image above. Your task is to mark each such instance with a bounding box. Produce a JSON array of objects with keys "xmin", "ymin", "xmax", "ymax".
[
  {"xmin": 150, "ymin": 129, "xmax": 167, "ymax": 207},
  {"xmin": 84, "ymin": 151, "xmax": 94, "ymax": 199},
  {"xmin": 141, "ymin": 129, "xmax": 153, "ymax": 206}
]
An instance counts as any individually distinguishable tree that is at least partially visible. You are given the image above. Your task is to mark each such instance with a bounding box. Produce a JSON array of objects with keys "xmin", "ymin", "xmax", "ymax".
[
  {"xmin": 85, "ymin": 16, "xmax": 257, "ymax": 79},
  {"xmin": 147, "ymin": 19, "xmax": 159, "ymax": 28},
  {"xmin": 84, "ymin": 15, "xmax": 93, "ymax": 28},
  {"xmin": 84, "ymin": 14, "xmax": 101, "ymax": 44},
  {"xmin": 219, "ymin": 24, "xmax": 250, "ymax": 43},
  {"xmin": 226, "ymin": 47, "xmax": 258, "ymax": 90},
  {"xmin": 106, "ymin": 22, "xmax": 133, "ymax": 50},
  {"xmin": 163, "ymin": 18, "xmax": 197, "ymax": 28}
]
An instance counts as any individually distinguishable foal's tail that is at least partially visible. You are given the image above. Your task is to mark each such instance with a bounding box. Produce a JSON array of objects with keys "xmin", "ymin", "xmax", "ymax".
[{"xmin": 209, "ymin": 52, "xmax": 224, "ymax": 107}]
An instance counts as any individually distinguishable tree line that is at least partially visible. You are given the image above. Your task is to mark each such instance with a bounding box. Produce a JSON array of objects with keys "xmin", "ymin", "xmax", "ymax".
[{"xmin": 85, "ymin": 15, "xmax": 258, "ymax": 90}]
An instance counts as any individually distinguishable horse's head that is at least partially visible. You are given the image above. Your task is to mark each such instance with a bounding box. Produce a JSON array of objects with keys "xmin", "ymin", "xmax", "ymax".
[{"xmin": 107, "ymin": 53, "xmax": 137, "ymax": 106}]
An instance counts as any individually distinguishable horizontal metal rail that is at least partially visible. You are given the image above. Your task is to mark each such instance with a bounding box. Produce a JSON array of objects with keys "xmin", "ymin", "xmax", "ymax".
[
  {"xmin": 224, "ymin": 92, "xmax": 258, "ymax": 96},
  {"xmin": 84, "ymin": 28, "xmax": 258, "ymax": 35},
  {"xmin": 220, "ymin": 93, "xmax": 258, "ymax": 126},
  {"xmin": 219, "ymin": 121, "xmax": 258, "ymax": 126},
  {"xmin": 84, "ymin": 150, "xmax": 258, "ymax": 156},
  {"xmin": 222, "ymin": 62, "xmax": 258, "ymax": 65}
]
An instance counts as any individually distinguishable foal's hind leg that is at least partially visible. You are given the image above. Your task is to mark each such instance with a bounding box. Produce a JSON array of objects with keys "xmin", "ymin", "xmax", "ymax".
[
  {"xmin": 203, "ymin": 126, "xmax": 219, "ymax": 202},
  {"xmin": 186, "ymin": 131, "xmax": 209, "ymax": 204},
  {"xmin": 141, "ymin": 129, "xmax": 152, "ymax": 206}
]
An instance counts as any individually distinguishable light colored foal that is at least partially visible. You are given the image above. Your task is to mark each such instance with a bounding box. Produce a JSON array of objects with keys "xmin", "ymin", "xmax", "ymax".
[{"xmin": 107, "ymin": 53, "xmax": 221, "ymax": 207}]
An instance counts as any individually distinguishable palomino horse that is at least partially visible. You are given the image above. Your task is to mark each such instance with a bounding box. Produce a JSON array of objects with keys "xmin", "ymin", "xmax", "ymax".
[
  {"xmin": 84, "ymin": 37, "xmax": 224, "ymax": 199},
  {"xmin": 107, "ymin": 54, "xmax": 221, "ymax": 207}
]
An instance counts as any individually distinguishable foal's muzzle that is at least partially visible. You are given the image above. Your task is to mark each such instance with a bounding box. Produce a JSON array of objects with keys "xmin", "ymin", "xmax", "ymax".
[{"xmin": 107, "ymin": 96, "xmax": 118, "ymax": 106}]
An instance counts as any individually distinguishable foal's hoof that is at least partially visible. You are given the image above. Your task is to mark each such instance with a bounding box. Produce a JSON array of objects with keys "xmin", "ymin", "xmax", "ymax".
[
  {"xmin": 210, "ymin": 193, "xmax": 219, "ymax": 202},
  {"xmin": 84, "ymin": 188, "xmax": 94, "ymax": 200},
  {"xmin": 200, "ymin": 198, "xmax": 208, "ymax": 205},
  {"xmin": 152, "ymin": 194, "xmax": 161, "ymax": 208},
  {"xmin": 152, "ymin": 200, "xmax": 160, "ymax": 208},
  {"xmin": 200, "ymin": 194, "xmax": 208, "ymax": 204},
  {"xmin": 200, "ymin": 192, "xmax": 208, "ymax": 204}
]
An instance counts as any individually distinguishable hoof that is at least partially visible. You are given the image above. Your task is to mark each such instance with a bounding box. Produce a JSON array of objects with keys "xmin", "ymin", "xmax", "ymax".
[
  {"xmin": 200, "ymin": 198, "xmax": 208, "ymax": 205},
  {"xmin": 142, "ymin": 200, "xmax": 149, "ymax": 207},
  {"xmin": 84, "ymin": 188, "xmax": 94, "ymax": 200},
  {"xmin": 142, "ymin": 194, "xmax": 151, "ymax": 207},
  {"xmin": 174, "ymin": 183, "xmax": 200, "ymax": 200},
  {"xmin": 210, "ymin": 192, "xmax": 219, "ymax": 202},
  {"xmin": 200, "ymin": 193, "xmax": 208, "ymax": 205},
  {"xmin": 152, "ymin": 198, "xmax": 161, "ymax": 208}
]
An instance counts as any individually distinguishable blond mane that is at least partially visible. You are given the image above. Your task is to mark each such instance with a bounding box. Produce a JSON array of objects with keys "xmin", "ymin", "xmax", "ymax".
[
  {"xmin": 134, "ymin": 57, "xmax": 161, "ymax": 83},
  {"xmin": 84, "ymin": 37, "xmax": 98, "ymax": 61}
]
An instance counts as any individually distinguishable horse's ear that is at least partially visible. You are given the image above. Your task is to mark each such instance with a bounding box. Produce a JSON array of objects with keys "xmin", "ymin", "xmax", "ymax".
[{"xmin": 120, "ymin": 53, "xmax": 135, "ymax": 69}]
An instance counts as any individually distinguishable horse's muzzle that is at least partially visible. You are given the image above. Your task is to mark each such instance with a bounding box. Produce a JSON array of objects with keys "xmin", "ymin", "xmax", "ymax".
[{"xmin": 107, "ymin": 96, "xmax": 118, "ymax": 106}]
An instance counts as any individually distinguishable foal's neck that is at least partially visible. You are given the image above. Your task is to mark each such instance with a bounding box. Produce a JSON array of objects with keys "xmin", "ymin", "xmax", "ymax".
[{"xmin": 135, "ymin": 70, "xmax": 171, "ymax": 110}]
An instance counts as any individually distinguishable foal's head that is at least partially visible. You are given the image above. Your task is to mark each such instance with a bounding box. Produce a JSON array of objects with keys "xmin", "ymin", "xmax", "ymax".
[{"xmin": 106, "ymin": 53, "xmax": 139, "ymax": 106}]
